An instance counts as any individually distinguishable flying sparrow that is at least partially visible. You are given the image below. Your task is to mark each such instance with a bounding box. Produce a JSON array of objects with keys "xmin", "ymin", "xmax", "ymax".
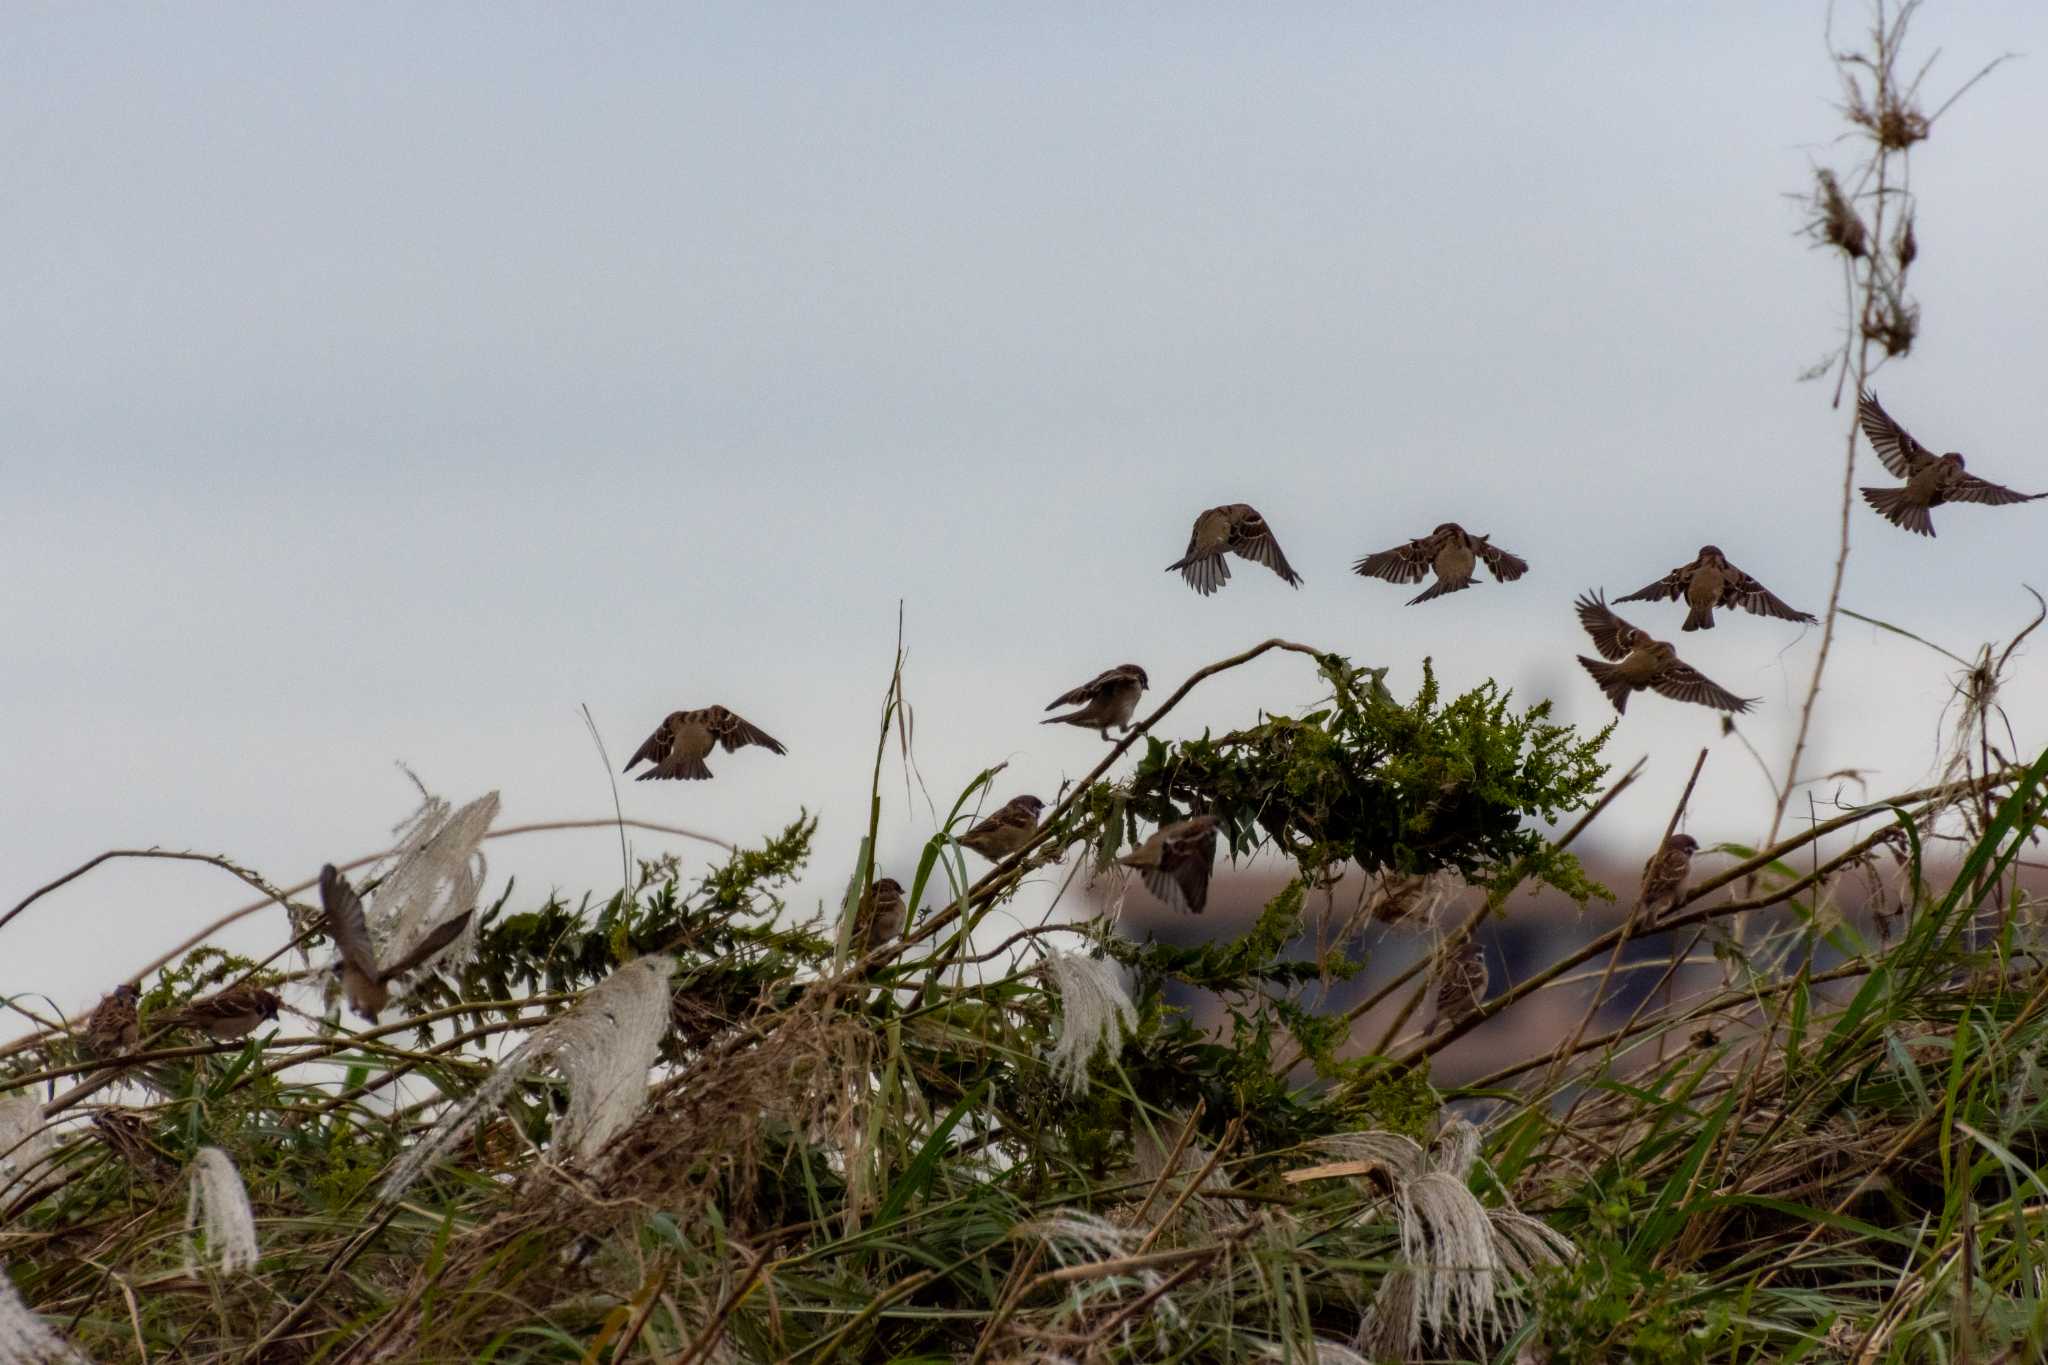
[
  {"xmin": 1352, "ymin": 522, "xmax": 1528, "ymax": 605},
  {"xmin": 624, "ymin": 706, "xmax": 788, "ymax": 781},
  {"xmin": 1575, "ymin": 592, "xmax": 1756, "ymax": 716},
  {"xmin": 1615, "ymin": 546, "xmax": 1815, "ymax": 632},
  {"xmin": 1166, "ymin": 504, "xmax": 1303, "ymax": 596},
  {"xmin": 321, "ymin": 863, "xmax": 473, "ymax": 1024},
  {"xmin": 1857, "ymin": 390, "xmax": 2043, "ymax": 537},
  {"xmin": 1638, "ymin": 833, "xmax": 1699, "ymax": 922},
  {"xmin": 957, "ymin": 795, "xmax": 1047, "ymax": 862},
  {"xmin": 1118, "ymin": 813, "xmax": 1222, "ymax": 915},
  {"xmin": 1433, "ymin": 937, "xmax": 1488, "ymax": 1033},
  {"xmin": 152, "ymin": 983, "xmax": 283, "ymax": 1042},
  {"xmin": 79, "ymin": 983, "xmax": 142, "ymax": 1057},
  {"xmin": 852, "ymin": 877, "xmax": 907, "ymax": 953},
  {"xmin": 1043, "ymin": 664, "xmax": 1151, "ymax": 740}
]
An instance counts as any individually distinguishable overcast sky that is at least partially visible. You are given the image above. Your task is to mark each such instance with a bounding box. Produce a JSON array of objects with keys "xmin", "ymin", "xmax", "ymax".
[{"xmin": 6, "ymin": 3, "xmax": 2045, "ymax": 1019}]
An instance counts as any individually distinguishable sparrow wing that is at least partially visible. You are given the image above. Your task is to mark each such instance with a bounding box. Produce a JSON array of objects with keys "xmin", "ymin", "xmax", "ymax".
[
  {"xmin": 1045, "ymin": 667, "xmax": 1122, "ymax": 710},
  {"xmin": 1650, "ymin": 662, "xmax": 1755, "ymax": 713},
  {"xmin": 1858, "ymin": 390, "xmax": 1938, "ymax": 477},
  {"xmin": 623, "ymin": 714, "xmax": 678, "ymax": 772},
  {"xmin": 1473, "ymin": 537, "xmax": 1529, "ymax": 583},
  {"xmin": 1574, "ymin": 592, "xmax": 1638, "ymax": 661},
  {"xmin": 1351, "ymin": 534, "xmax": 1435, "ymax": 584},
  {"xmin": 1724, "ymin": 567, "xmax": 1817, "ymax": 623},
  {"xmin": 380, "ymin": 910, "xmax": 473, "ymax": 982},
  {"xmin": 320, "ymin": 864, "xmax": 383, "ymax": 979},
  {"xmin": 1158, "ymin": 822, "xmax": 1219, "ymax": 914},
  {"xmin": 1947, "ymin": 474, "xmax": 2043, "ymax": 507},
  {"xmin": 1612, "ymin": 564, "xmax": 1689, "ymax": 605},
  {"xmin": 709, "ymin": 707, "xmax": 788, "ymax": 754},
  {"xmin": 1229, "ymin": 507, "xmax": 1303, "ymax": 586}
]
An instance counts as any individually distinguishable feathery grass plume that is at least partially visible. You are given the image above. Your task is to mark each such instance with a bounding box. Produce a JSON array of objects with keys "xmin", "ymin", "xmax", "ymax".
[
  {"xmin": 550, "ymin": 953, "xmax": 675, "ymax": 1161},
  {"xmin": 1398, "ymin": 1170, "xmax": 1502, "ymax": 1343},
  {"xmin": 0, "ymin": 1096, "xmax": 52, "ymax": 1195},
  {"xmin": 1042, "ymin": 949, "xmax": 1136, "ymax": 1096},
  {"xmin": 183, "ymin": 1147, "xmax": 259, "ymax": 1275},
  {"xmin": 371, "ymin": 779, "xmax": 498, "ymax": 962},
  {"xmin": 0, "ymin": 1264, "xmax": 95, "ymax": 1364},
  {"xmin": 1810, "ymin": 168, "xmax": 1868, "ymax": 259},
  {"xmin": 1259, "ymin": 1342, "xmax": 1371, "ymax": 1365},
  {"xmin": 377, "ymin": 955, "xmax": 674, "ymax": 1203},
  {"xmin": 1017, "ymin": 1209, "xmax": 1184, "ymax": 1337}
]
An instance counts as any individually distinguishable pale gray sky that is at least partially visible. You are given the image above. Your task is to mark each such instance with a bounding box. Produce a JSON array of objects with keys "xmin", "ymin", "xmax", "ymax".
[{"xmin": 6, "ymin": 3, "xmax": 2045, "ymax": 1015}]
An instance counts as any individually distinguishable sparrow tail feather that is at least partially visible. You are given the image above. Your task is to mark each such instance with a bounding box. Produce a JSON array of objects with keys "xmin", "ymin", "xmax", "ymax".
[
  {"xmin": 1862, "ymin": 486, "xmax": 1936, "ymax": 537},
  {"xmin": 1682, "ymin": 601, "xmax": 1715, "ymax": 632},
  {"xmin": 1577, "ymin": 656, "xmax": 1633, "ymax": 715}
]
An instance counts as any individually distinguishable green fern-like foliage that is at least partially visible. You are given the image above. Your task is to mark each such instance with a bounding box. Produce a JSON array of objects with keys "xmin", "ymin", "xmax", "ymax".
[{"xmin": 1071, "ymin": 652, "xmax": 1612, "ymax": 900}]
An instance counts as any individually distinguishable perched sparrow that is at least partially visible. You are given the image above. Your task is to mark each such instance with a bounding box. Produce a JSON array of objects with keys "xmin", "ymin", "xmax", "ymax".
[
  {"xmin": 92, "ymin": 1110, "xmax": 177, "ymax": 1177},
  {"xmin": 1615, "ymin": 546, "xmax": 1816, "ymax": 632},
  {"xmin": 1433, "ymin": 937, "xmax": 1488, "ymax": 1033},
  {"xmin": 1166, "ymin": 504, "xmax": 1303, "ymax": 596},
  {"xmin": 852, "ymin": 877, "xmax": 907, "ymax": 953},
  {"xmin": 1352, "ymin": 522, "xmax": 1528, "ymax": 605},
  {"xmin": 957, "ymin": 795, "xmax": 1046, "ymax": 862},
  {"xmin": 1043, "ymin": 664, "xmax": 1151, "ymax": 740},
  {"xmin": 79, "ymin": 983, "xmax": 142, "ymax": 1057},
  {"xmin": 624, "ymin": 706, "xmax": 787, "ymax": 782},
  {"xmin": 1118, "ymin": 813, "xmax": 1222, "ymax": 915},
  {"xmin": 321, "ymin": 863, "xmax": 472, "ymax": 1024},
  {"xmin": 1638, "ymin": 833, "xmax": 1699, "ymax": 922},
  {"xmin": 151, "ymin": 983, "xmax": 283, "ymax": 1042},
  {"xmin": 1857, "ymin": 390, "xmax": 2043, "ymax": 537},
  {"xmin": 1575, "ymin": 592, "xmax": 1756, "ymax": 716}
]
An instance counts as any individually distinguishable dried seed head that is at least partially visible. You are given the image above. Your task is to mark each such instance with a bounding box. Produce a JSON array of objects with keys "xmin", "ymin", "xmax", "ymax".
[
  {"xmin": 1895, "ymin": 216, "xmax": 1918, "ymax": 268},
  {"xmin": 1811, "ymin": 169, "xmax": 1868, "ymax": 259}
]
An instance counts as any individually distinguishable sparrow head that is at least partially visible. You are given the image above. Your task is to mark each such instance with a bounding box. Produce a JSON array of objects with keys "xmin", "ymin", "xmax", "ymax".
[
  {"xmin": 1125, "ymin": 665, "xmax": 1151, "ymax": 690},
  {"xmin": 111, "ymin": 983, "xmax": 141, "ymax": 1006},
  {"xmin": 1431, "ymin": 521, "xmax": 1465, "ymax": 539},
  {"xmin": 1942, "ymin": 452, "xmax": 1967, "ymax": 470},
  {"xmin": 252, "ymin": 991, "xmax": 283, "ymax": 1023},
  {"xmin": 1666, "ymin": 834, "xmax": 1699, "ymax": 855},
  {"xmin": 1015, "ymin": 795, "xmax": 1047, "ymax": 819},
  {"xmin": 1622, "ymin": 626, "xmax": 1657, "ymax": 651},
  {"xmin": 871, "ymin": 877, "xmax": 903, "ymax": 897},
  {"xmin": 1697, "ymin": 545, "xmax": 1725, "ymax": 562},
  {"xmin": 1181, "ymin": 813, "xmax": 1222, "ymax": 835}
]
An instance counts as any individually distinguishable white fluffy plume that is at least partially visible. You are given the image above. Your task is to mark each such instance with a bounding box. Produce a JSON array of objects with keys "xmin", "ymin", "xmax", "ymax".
[
  {"xmin": 370, "ymin": 776, "xmax": 498, "ymax": 966},
  {"xmin": 183, "ymin": 1147, "xmax": 260, "ymax": 1275},
  {"xmin": 1042, "ymin": 949, "xmax": 1137, "ymax": 1096},
  {"xmin": 377, "ymin": 955, "xmax": 674, "ymax": 1204},
  {"xmin": 0, "ymin": 1263, "xmax": 95, "ymax": 1364},
  {"xmin": 0, "ymin": 1096, "xmax": 53, "ymax": 1196}
]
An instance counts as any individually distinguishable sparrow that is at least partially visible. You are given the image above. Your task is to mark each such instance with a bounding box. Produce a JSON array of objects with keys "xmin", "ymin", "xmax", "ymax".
[
  {"xmin": 151, "ymin": 983, "xmax": 283, "ymax": 1042},
  {"xmin": 624, "ymin": 706, "xmax": 787, "ymax": 782},
  {"xmin": 1433, "ymin": 937, "xmax": 1488, "ymax": 1033},
  {"xmin": 91, "ymin": 1110, "xmax": 177, "ymax": 1177},
  {"xmin": 1043, "ymin": 664, "xmax": 1151, "ymax": 740},
  {"xmin": 1117, "ymin": 813, "xmax": 1222, "ymax": 915},
  {"xmin": 1856, "ymin": 389, "xmax": 2043, "ymax": 537},
  {"xmin": 1615, "ymin": 546, "xmax": 1816, "ymax": 632},
  {"xmin": 321, "ymin": 863, "xmax": 472, "ymax": 1024},
  {"xmin": 1351, "ymin": 522, "xmax": 1528, "ymax": 605},
  {"xmin": 852, "ymin": 877, "xmax": 907, "ymax": 953},
  {"xmin": 1165, "ymin": 504, "xmax": 1303, "ymax": 596},
  {"xmin": 79, "ymin": 983, "xmax": 142, "ymax": 1057},
  {"xmin": 1574, "ymin": 592, "xmax": 1757, "ymax": 716},
  {"xmin": 1638, "ymin": 833, "xmax": 1699, "ymax": 922},
  {"xmin": 956, "ymin": 795, "xmax": 1046, "ymax": 862}
]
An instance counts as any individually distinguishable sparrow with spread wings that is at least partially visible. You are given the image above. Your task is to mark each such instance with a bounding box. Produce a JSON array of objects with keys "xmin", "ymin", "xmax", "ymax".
[
  {"xmin": 1614, "ymin": 545, "xmax": 1815, "ymax": 632},
  {"xmin": 1043, "ymin": 664, "xmax": 1150, "ymax": 740},
  {"xmin": 1166, "ymin": 504, "xmax": 1303, "ymax": 596},
  {"xmin": 1352, "ymin": 522, "xmax": 1528, "ymax": 605},
  {"xmin": 624, "ymin": 706, "xmax": 787, "ymax": 781},
  {"xmin": 1857, "ymin": 390, "xmax": 2043, "ymax": 537},
  {"xmin": 321, "ymin": 863, "xmax": 472, "ymax": 1024},
  {"xmin": 1118, "ymin": 813, "xmax": 1221, "ymax": 915},
  {"xmin": 957, "ymin": 795, "xmax": 1046, "ymax": 862},
  {"xmin": 1574, "ymin": 592, "xmax": 1756, "ymax": 716}
]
